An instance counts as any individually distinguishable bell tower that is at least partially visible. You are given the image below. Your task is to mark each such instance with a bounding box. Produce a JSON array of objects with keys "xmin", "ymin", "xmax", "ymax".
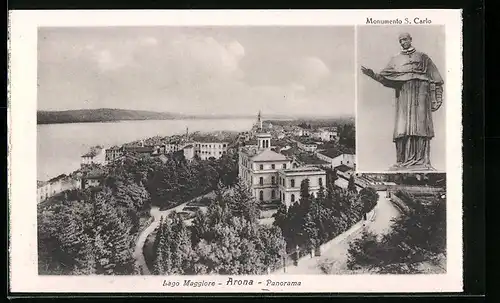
[
  {"xmin": 257, "ymin": 133, "xmax": 272, "ymax": 150},
  {"xmin": 257, "ymin": 110, "xmax": 262, "ymax": 130}
]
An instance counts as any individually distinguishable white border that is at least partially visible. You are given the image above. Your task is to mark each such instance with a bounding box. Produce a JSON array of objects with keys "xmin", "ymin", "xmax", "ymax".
[{"xmin": 9, "ymin": 9, "xmax": 463, "ymax": 293}]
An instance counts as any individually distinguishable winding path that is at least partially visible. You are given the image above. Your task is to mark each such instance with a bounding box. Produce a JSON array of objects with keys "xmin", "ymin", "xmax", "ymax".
[
  {"xmin": 133, "ymin": 187, "xmax": 397, "ymax": 275},
  {"xmin": 133, "ymin": 191, "xmax": 216, "ymax": 275},
  {"xmin": 274, "ymin": 191, "xmax": 400, "ymax": 275}
]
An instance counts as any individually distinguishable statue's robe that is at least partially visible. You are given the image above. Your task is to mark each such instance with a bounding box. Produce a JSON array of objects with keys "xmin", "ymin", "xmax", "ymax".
[{"xmin": 374, "ymin": 48, "xmax": 444, "ymax": 169}]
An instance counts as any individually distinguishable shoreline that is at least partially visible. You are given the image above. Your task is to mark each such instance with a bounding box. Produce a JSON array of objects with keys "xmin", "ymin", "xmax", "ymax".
[
  {"xmin": 37, "ymin": 117, "xmax": 260, "ymax": 126},
  {"xmin": 37, "ymin": 129, "xmax": 239, "ymax": 182}
]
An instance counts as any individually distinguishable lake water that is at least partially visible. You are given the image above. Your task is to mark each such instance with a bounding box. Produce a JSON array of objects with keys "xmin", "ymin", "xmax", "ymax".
[{"xmin": 37, "ymin": 119, "xmax": 255, "ymax": 181}]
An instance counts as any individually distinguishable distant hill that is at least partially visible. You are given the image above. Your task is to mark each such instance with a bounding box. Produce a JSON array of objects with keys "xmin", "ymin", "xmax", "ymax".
[
  {"xmin": 37, "ymin": 108, "xmax": 255, "ymax": 125},
  {"xmin": 37, "ymin": 108, "xmax": 354, "ymax": 125},
  {"xmin": 37, "ymin": 108, "xmax": 185, "ymax": 124},
  {"xmin": 266, "ymin": 115, "xmax": 355, "ymax": 127}
]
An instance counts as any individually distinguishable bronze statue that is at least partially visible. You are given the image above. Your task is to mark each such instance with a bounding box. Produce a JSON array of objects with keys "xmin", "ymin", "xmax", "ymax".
[{"xmin": 361, "ymin": 33, "xmax": 444, "ymax": 171}]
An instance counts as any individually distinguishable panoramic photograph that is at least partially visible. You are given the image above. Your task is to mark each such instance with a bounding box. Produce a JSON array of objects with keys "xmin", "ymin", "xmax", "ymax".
[{"xmin": 36, "ymin": 26, "xmax": 445, "ymax": 276}]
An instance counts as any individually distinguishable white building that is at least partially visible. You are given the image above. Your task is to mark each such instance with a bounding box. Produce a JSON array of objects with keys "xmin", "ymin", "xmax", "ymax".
[
  {"xmin": 81, "ymin": 146, "xmax": 106, "ymax": 166},
  {"xmin": 239, "ymin": 133, "xmax": 291, "ymax": 201},
  {"xmin": 156, "ymin": 139, "xmax": 229, "ymax": 160},
  {"xmin": 37, "ymin": 181, "xmax": 50, "ymax": 203},
  {"xmin": 163, "ymin": 142, "xmax": 183, "ymax": 154},
  {"xmin": 278, "ymin": 167, "xmax": 326, "ymax": 207},
  {"xmin": 293, "ymin": 128, "xmax": 311, "ymax": 137},
  {"xmin": 81, "ymin": 170, "xmax": 105, "ymax": 190},
  {"xmin": 316, "ymin": 152, "xmax": 356, "ymax": 169},
  {"xmin": 239, "ymin": 132, "xmax": 327, "ymax": 206},
  {"xmin": 183, "ymin": 144, "xmax": 195, "ymax": 161},
  {"xmin": 319, "ymin": 130, "xmax": 338, "ymax": 142},
  {"xmin": 310, "ymin": 127, "xmax": 338, "ymax": 142},
  {"xmin": 37, "ymin": 174, "xmax": 81, "ymax": 203},
  {"xmin": 195, "ymin": 142, "xmax": 228, "ymax": 160},
  {"xmin": 322, "ymin": 131, "xmax": 338, "ymax": 142},
  {"xmin": 296, "ymin": 139, "xmax": 318, "ymax": 153},
  {"xmin": 105, "ymin": 146, "xmax": 124, "ymax": 163}
]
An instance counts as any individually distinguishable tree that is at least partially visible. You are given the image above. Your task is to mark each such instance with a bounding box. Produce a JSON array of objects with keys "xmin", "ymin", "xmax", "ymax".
[
  {"xmin": 226, "ymin": 181, "xmax": 260, "ymax": 223},
  {"xmin": 153, "ymin": 216, "xmax": 165, "ymax": 253},
  {"xmin": 302, "ymin": 212, "xmax": 319, "ymax": 251},
  {"xmin": 169, "ymin": 214, "xmax": 193, "ymax": 274},
  {"xmin": 273, "ymin": 204, "xmax": 289, "ymax": 234},
  {"xmin": 217, "ymin": 153, "xmax": 239, "ymax": 188},
  {"xmin": 347, "ymin": 231, "xmax": 389, "ymax": 271},
  {"xmin": 114, "ymin": 180, "xmax": 150, "ymax": 212},
  {"xmin": 194, "ymin": 222, "xmax": 242, "ymax": 275},
  {"xmin": 172, "ymin": 150, "xmax": 186, "ymax": 163},
  {"xmin": 191, "ymin": 209, "xmax": 210, "ymax": 245},
  {"xmin": 339, "ymin": 123, "xmax": 355, "ymax": 149},
  {"xmin": 257, "ymin": 226, "xmax": 286, "ymax": 272},
  {"xmin": 153, "ymin": 225, "xmax": 166, "ymax": 274},
  {"xmin": 72, "ymin": 235, "xmax": 97, "ymax": 275},
  {"xmin": 38, "ymin": 186, "xmax": 139, "ymax": 275},
  {"xmin": 331, "ymin": 168, "xmax": 339, "ymax": 182},
  {"xmin": 237, "ymin": 238, "xmax": 262, "ymax": 274},
  {"xmin": 326, "ymin": 169, "xmax": 339, "ymax": 200},
  {"xmin": 132, "ymin": 261, "xmax": 142, "ymax": 275},
  {"xmin": 286, "ymin": 201, "xmax": 306, "ymax": 249},
  {"xmin": 89, "ymin": 188, "xmax": 135, "ymax": 275},
  {"xmin": 300, "ymin": 179, "xmax": 310, "ymax": 200},
  {"xmin": 59, "ymin": 207, "xmax": 89, "ymax": 272},
  {"xmin": 299, "ymin": 178, "xmax": 312, "ymax": 211},
  {"xmin": 348, "ymin": 175, "xmax": 357, "ymax": 193},
  {"xmin": 359, "ymin": 187, "xmax": 379, "ymax": 214},
  {"xmin": 38, "ymin": 205, "xmax": 66, "ymax": 274},
  {"xmin": 206, "ymin": 200, "xmax": 232, "ymax": 226},
  {"xmin": 153, "ymin": 217, "xmax": 173, "ymax": 274},
  {"xmin": 317, "ymin": 184, "xmax": 326, "ymax": 202},
  {"xmin": 346, "ymin": 194, "xmax": 446, "ymax": 274}
]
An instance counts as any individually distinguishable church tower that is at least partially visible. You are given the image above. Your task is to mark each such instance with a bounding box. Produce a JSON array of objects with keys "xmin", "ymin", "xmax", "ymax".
[
  {"xmin": 257, "ymin": 133, "xmax": 272, "ymax": 151},
  {"xmin": 257, "ymin": 110, "xmax": 263, "ymax": 130}
]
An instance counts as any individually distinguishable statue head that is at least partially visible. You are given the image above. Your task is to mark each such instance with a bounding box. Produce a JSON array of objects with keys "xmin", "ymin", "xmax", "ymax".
[{"xmin": 398, "ymin": 32, "xmax": 413, "ymax": 50}]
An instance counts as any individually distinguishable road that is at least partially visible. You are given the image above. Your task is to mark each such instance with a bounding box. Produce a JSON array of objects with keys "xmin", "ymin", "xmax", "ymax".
[
  {"xmin": 274, "ymin": 191, "xmax": 400, "ymax": 275},
  {"xmin": 132, "ymin": 191, "xmax": 216, "ymax": 275}
]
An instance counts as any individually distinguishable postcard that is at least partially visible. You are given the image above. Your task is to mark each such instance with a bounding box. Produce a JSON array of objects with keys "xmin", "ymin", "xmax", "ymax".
[{"xmin": 8, "ymin": 9, "xmax": 463, "ymax": 293}]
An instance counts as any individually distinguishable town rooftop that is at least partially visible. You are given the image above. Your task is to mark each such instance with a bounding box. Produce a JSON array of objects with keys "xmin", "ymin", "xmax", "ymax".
[{"xmin": 281, "ymin": 166, "xmax": 324, "ymax": 174}]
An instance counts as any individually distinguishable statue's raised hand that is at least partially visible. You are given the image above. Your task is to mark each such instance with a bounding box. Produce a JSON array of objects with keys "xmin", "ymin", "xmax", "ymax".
[{"xmin": 361, "ymin": 66, "xmax": 375, "ymax": 78}]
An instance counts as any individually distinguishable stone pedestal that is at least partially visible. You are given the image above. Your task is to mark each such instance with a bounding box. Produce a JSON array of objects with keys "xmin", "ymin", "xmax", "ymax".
[{"xmin": 389, "ymin": 163, "xmax": 436, "ymax": 172}]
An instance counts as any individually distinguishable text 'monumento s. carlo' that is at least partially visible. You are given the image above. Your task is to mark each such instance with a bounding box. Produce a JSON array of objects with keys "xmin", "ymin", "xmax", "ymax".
[{"xmin": 358, "ymin": 27, "xmax": 445, "ymax": 172}]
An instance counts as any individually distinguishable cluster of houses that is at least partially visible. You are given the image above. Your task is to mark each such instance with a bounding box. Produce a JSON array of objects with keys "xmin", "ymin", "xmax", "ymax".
[
  {"xmin": 37, "ymin": 131, "xmax": 231, "ymax": 203},
  {"xmin": 238, "ymin": 132, "xmax": 358, "ymax": 208},
  {"xmin": 37, "ymin": 174, "xmax": 81, "ymax": 203},
  {"xmin": 37, "ymin": 113, "xmax": 352, "ymax": 205},
  {"xmin": 244, "ymin": 114, "xmax": 339, "ymax": 145},
  {"xmin": 37, "ymin": 168, "xmax": 110, "ymax": 204},
  {"xmin": 79, "ymin": 135, "xmax": 230, "ymax": 170},
  {"xmin": 238, "ymin": 112, "xmax": 357, "ymax": 208}
]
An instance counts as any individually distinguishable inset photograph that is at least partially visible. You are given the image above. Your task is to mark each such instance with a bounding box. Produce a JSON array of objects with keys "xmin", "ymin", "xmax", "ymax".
[{"xmin": 356, "ymin": 26, "xmax": 446, "ymax": 172}]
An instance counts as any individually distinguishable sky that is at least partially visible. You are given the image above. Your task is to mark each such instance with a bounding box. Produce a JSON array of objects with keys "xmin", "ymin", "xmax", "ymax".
[
  {"xmin": 38, "ymin": 26, "xmax": 355, "ymax": 117},
  {"xmin": 356, "ymin": 25, "xmax": 446, "ymax": 171}
]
